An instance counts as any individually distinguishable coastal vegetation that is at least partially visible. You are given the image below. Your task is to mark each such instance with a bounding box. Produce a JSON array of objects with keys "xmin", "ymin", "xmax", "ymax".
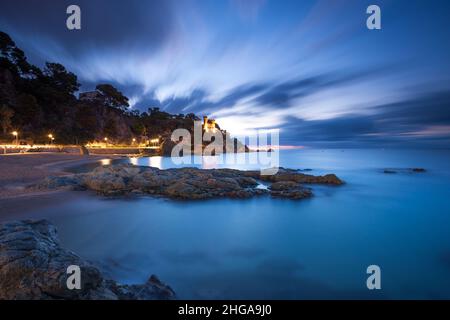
[{"xmin": 0, "ymin": 31, "xmax": 203, "ymax": 147}]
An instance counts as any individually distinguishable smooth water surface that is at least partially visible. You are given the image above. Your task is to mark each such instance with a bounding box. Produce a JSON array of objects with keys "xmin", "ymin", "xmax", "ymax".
[{"xmin": 2, "ymin": 149, "xmax": 450, "ymax": 299}]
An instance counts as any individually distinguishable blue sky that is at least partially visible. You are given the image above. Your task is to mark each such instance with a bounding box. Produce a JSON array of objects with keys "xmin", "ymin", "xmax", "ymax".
[{"xmin": 1, "ymin": 0, "xmax": 450, "ymax": 147}]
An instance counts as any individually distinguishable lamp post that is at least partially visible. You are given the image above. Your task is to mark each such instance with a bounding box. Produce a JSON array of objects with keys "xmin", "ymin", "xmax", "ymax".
[
  {"xmin": 104, "ymin": 137, "xmax": 108, "ymax": 146},
  {"xmin": 11, "ymin": 131, "xmax": 18, "ymax": 146},
  {"xmin": 48, "ymin": 134, "xmax": 54, "ymax": 145},
  {"xmin": 132, "ymin": 138, "xmax": 136, "ymax": 145}
]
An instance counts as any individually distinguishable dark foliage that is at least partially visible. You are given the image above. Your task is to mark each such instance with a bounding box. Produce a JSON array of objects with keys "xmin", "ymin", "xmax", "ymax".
[{"xmin": 0, "ymin": 31, "xmax": 199, "ymax": 145}]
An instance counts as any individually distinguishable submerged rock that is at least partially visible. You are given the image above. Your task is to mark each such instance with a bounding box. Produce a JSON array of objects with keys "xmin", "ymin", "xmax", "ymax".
[
  {"xmin": 0, "ymin": 220, "xmax": 175, "ymax": 300},
  {"xmin": 35, "ymin": 164, "xmax": 343, "ymax": 200},
  {"xmin": 382, "ymin": 168, "xmax": 427, "ymax": 174}
]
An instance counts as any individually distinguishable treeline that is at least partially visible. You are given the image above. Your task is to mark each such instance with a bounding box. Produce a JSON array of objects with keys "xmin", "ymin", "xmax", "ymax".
[{"xmin": 0, "ymin": 31, "xmax": 200, "ymax": 145}]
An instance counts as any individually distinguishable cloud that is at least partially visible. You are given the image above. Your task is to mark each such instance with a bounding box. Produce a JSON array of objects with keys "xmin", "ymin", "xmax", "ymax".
[
  {"xmin": 1, "ymin": 0, "xmax": 450, "ymax": 148},
  {"xmin": 230, "ymin": 0, "xmax": 266, "ymax": 22},
  {"xmin": 280, "ymin": 90, "xmax": 450, "ymax": 147},
  {"xmin": 0, "ymin": 0, "xmax": 175, "ymax": 59}
]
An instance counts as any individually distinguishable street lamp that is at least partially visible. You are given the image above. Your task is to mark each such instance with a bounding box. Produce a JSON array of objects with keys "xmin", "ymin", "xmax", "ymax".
[
  {"xmin": 48, "ymin": 134, "xmax": 54, "ymax": 145},
  {"xmin": 11, "ymin": 131, "xmax": 18, "ymax": 145},
  {"xmin": 132, "ymin": 138, "xmax": 136, "ymax": 145}
]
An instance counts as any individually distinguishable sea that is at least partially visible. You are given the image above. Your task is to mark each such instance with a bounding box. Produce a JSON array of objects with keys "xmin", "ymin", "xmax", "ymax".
[{"xmin": 2, "ymin": 148, "xmax": 450, "ymax": 299}]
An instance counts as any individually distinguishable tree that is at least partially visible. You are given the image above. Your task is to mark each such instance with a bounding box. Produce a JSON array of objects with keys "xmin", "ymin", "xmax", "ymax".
[
  {"xmin": 73, "ymin": 103, "xmax": 98, "ymax": 144},
  {"xmin": 14, "ymin": 93, "xmax": 41, "ymax": 126},
  {"xmin": 96, "ymin": 84, "xmax": 129, "ymax": 111},
  {"xmin": 0, "ymin": 104, "xmax": 14, "ymax": 134},
  {"xmin": 43, "ymin": 62, "xmax": 80, "ymax": 96},
  {"xmin": 185, "ymin": 113, "xmax": 199, "ymax": 121},
  {"xmin": 103, "ymin": 117, "xmax": 118, "ymax": 138},
  {"xmin": 128, "ymin": 109, "xmax": 140, "ymax": 117},
  {"xmin": 0, "ymin": 31, "xmax": 37, "ymax": 78}
]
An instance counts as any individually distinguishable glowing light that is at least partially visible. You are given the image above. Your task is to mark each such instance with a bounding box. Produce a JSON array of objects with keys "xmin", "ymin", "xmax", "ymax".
[
  {"xmin": 48, "ymin": 134, "xmax": 53, "ymax": 139},
  {"xmin": 148, "ymin": 156, "xmax": 162, "ymax": 169},
  {"xmin": 129, "ymin": 157, "xmax": 139, "ymax": 165},
  {"xmin": 11, "ymin": 131, "xmax": 18, "ymax": 137},
  {"xmin": 104, "ymin": 137, "xmax": 108, "ymax": 141},
  {"xmin": 100, "ymin": 159, "xmax": 111, "ymax": 166}
]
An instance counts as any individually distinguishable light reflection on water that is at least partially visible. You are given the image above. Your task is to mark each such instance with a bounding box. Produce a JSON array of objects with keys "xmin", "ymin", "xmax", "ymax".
[{"xmin": 3, "ymin": 149, "xmax": 450, "ymax": 299}]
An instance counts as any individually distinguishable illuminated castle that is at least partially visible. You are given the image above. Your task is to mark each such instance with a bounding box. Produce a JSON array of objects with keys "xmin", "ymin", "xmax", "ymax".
[{"xmin": 203, "ymin": 116, "xmax": 216, "ymax": 131}]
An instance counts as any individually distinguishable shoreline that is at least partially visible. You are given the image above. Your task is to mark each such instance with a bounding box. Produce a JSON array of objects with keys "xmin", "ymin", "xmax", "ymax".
[{"xmin": 0, "ymin": 153, "xmax": 123, "ymax": 199}]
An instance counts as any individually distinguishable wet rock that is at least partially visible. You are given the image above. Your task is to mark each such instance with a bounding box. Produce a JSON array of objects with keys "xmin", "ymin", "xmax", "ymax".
[
  {"xmin": 0, "ymin": 220, "xmax": 175, "ymax": 300},
  {"xmin": 269, "ymin": 181, "xmax": 313, "ymax": 199},
  {"xmin": 270, "ymin": 181, "xmax": 299, "ymax": 191},
  {"xmin": 261, "ymin": 169, "xmax": 343, "ymax": 185},
  {"xmin": 35, "ymin": 164, "xmax": 343, "ymax": 201},
  {"xmin": 271, "ymin": 188, "xmax": 313, "ymax": 200}
]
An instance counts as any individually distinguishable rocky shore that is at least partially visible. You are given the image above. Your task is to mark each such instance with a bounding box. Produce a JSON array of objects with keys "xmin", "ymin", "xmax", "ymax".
[
  {"xmin": 0, "ymin": 219, "xmax": 175, "ymax": 300},
  {"xmin": 34, "ymin": 164, "xmax": 344, "ymax": 200}
]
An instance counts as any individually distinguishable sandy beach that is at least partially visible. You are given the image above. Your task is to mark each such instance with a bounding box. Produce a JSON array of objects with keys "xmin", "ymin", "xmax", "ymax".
[{"xmin": 0, "ymin": 153, "xmax": 120, "ymax": 199}]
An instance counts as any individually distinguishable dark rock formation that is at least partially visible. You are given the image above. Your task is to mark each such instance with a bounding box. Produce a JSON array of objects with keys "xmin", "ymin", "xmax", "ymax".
[
  {"xmin": 35, "ymin": 164, "xmax": 343, "ymax": 200},
  {"xmin": 254, "ymin": 168, "xmax": 343, "ymax": 185},
  {"xmin": 0, "ymin": 220, "xmax": 175, "ymax": 300},
  {"xmin": 382, "ymin": 168, "xmax": 427, "ymax": 174},
  {"xmin": 269, "ymin": 181, "xmax": 313, "ymax": 199}
]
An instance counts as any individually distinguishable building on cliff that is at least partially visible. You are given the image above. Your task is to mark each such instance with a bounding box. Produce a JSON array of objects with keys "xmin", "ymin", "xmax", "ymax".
[
  {"xmin": 203, "ymin": 116, "xmax": 217, "ymax": 131},
  {"xmin": 79, "ymin": 91, "xmax": 105, "ymax": 103}
]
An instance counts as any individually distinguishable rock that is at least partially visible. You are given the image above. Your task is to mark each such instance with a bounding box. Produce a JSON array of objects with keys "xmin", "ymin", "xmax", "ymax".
[
  {"xmin": 269, "ymin": 181, "xmax": 313, "ymax": 199},
  {"xmin": 270, "ymin": 181, "xmax": 299, "ymax": 191},
  {"xmin": 271, "ymin": 188, "xmax": 312, "ymax": 200},
  {"xmin": 0, "ymin": 220, "xmax": 175, "ymax": 300},
  {"xmin": 35, "ymin": 175, "xmax": 84, "ymax": 190},
  {"xmin": 382, "ymin": 168, "xmax": 426, "ymax": 174},
  {"xmin": 261, "ymin": 169, "xmax": 343, "ymax": 185},
  {"xmin": 35, "ymin": 164, "xmax": 343, "ymax": 201}
]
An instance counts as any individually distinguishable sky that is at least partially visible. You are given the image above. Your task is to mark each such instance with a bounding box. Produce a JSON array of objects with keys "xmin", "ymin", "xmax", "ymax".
[{"xmin": 1, "ymin": 0, "xmax": 450, "ymax": 148}]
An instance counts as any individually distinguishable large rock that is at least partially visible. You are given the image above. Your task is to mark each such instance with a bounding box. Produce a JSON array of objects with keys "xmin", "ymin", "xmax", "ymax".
[
  {"xmin": 35, "ymin": 164, "xmax": 343, "ymax": 201},
  {"xmin": 0, "ymin": 220, "xmax": 175, "ymax": 300},
  {"xmin": 260, "ymin": 168, "xmax": 343, "ymax": 185}
]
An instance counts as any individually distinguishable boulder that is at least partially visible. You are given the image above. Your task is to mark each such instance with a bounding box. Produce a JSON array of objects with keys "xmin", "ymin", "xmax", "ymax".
[{"xmin": 0, "ymin": 220, "xmax": 175, "ymax": 300}]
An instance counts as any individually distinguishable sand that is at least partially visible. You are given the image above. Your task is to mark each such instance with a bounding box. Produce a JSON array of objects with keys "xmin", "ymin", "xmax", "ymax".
[{"xmin": 0, "ymin": 153, "xmax": 120, "ymax": 199}]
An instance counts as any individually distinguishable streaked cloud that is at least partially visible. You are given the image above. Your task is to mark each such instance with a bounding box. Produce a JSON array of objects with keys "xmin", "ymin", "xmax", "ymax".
[{"xmin": 1, "ymin": 0, "xmax": 450, "ymax": 147}]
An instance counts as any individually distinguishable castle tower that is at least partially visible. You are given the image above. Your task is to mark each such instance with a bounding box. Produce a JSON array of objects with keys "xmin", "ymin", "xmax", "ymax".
[{"xmin": 203, "ymin": 116, "xmax": 208, "ymax": 131}]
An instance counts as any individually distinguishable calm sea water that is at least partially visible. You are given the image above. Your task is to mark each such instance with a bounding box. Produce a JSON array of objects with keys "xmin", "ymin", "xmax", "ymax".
[{"xmin": 3, "ymin": 149, "xmax": 450, "ymax": 299}]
